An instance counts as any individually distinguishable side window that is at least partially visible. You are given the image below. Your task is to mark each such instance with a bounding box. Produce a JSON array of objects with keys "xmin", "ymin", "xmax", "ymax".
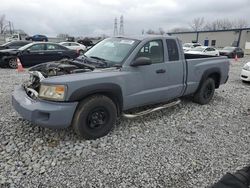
[
  {"xmin": 166, "ymin": 39, "xmax": 179, "ymax": 61},
  {"xmin": 28, "ymin": 44, "xmax": 45, "ymax": 51},
  {"xmin": 47, "ymin": 44, "xmax": 65, "ymax": 50},
  {"xmin": 62, "ymin": 43, "xmax": 70, "ymax": 46},
  {"xmin": 136, "ymin": 40, "xmax": 164, "ymax": 64}
]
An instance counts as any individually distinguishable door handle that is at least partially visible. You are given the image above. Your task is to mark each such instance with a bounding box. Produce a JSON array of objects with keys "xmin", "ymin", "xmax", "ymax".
[
  {"xmin": 156, "ymin": 69, "xmax": 166, "ymax": 74},
  {"xmin": 38, "ymin": 52, "xmax": 44, "ymax": 55},
  {"xmin": 57, "ymin": 52, "xmax": 63, "ymax": 54}
]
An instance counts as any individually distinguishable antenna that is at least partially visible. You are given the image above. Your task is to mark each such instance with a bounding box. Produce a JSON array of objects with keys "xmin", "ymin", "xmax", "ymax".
[
  {"xmin": 113, "ymin": 17, "xmax": 118, "ymax": 36},
  {"xmin": 119, "ymin": 15, "xmax": 124, "ymax": 35}
]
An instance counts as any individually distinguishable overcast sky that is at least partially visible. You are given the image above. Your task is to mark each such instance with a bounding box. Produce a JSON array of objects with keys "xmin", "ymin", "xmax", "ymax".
[{"xmin": 0, "ymin": 0, "xmax": 249, "ymax": 37}]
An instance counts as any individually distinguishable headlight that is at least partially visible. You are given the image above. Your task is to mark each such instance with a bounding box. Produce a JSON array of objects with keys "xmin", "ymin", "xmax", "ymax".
[
  {"xmin": 243, "ymin": 64, "xmax": 250, "ymax": 71},
  {"xmin": 39, "ymin": 84, "xmax": 67, "ymax": 101}
]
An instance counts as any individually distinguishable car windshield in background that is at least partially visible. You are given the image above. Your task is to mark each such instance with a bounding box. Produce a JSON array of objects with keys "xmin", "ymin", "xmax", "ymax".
[
  {"xmin": 84, "ymin": 38, "xmax": 139, "ymax": 65},
  {"xmin": 191, "ymin": 47, "xmax": 206, "ymax": 51},
  {"xmin": 223, "ymin": 47, "xmax": 235, "ymax": 50},
  {"xmin": 183, "ymin": 44, "xmax": 192, "ymax": 47}
]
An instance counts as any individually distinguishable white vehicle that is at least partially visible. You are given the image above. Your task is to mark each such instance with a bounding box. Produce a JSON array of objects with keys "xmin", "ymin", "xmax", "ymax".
[
  {"xmin": 5, "ymin": 33, "xmax": 28, "ymax": 42},
  {"xmin": 59, "ymin": 42, "xmax": 86, "ymax": 54},
  {"xmin": 185, "ymin": 46, "xmax": 220, "ymax": 56},
  {"xmin": 183, "ymin": 43, "xmax": 201, "ymax": 52},
  {"xmin": 241, "ymin": 62, "xmax": 250, "ymax": 82}
]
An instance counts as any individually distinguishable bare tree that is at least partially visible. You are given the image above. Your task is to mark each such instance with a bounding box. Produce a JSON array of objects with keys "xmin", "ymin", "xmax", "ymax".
[
  {"xmin": 146, "ymin": 29, "xmax": 156, "ymax": 35},
  {"xmin": 203, "ymin": 18, "xmax": 248, "ymax": 31},
  {"xmin": 169, "ymin": 27, "xmax": 191, "ymax": 33},
  {"xmin": 0, "ymin": 14, "xmax": 6, "ymax": 34},
  {"xmin": 158, "ymin": 27, "xmax": 165, "ymax": 35},
  {"xmin": 57, "ymin": 33, "xmax": 69, "ymax": 39},
  {"xmin": 232, "ymin": 19, "xmax": 248, "ymax": 28},
  {"xmin": 189, "ymin": 17, "xmax": 204, "ymax": 31}
]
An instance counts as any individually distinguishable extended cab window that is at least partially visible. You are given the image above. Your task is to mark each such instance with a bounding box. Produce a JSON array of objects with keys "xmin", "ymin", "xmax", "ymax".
[
  {"xmin": 166, "ymin": 39, "xmax": 179, "ymax": 61},
  {"xmin": 137, "ymin": 40, "xmax": 164, "ymax": 64}
]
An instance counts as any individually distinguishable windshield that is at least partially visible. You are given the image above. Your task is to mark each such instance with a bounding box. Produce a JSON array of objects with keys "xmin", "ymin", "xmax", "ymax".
[
  {"xmin": 191, "ymin": 47, "xmax": 206, "ymax": 51},
  {"xmin": 18, "ymin": 43, "xmax": 34, "ymax": 50},
  {"xmin": 223, "ymin": 47, "xmax": 235, "ymax": 50},
  {"xmin": 84, "ymin": 38, "xmax": 139, "ymax": 65}
]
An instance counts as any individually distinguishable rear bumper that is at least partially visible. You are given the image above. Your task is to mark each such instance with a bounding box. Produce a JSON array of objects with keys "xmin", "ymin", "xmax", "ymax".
[
  {"xmin": 12, "ymin": 86, "xmax": 78, "ymax": 129},
  {"xmin": 241, "ymin": 69, "xmax": 250, "ymax": 81}
]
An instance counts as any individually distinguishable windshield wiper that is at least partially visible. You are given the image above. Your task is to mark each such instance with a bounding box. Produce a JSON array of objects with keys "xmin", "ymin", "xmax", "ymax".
[{"xmin": 88, "ymin": 56, "xmax": 110, "ymax": 67}]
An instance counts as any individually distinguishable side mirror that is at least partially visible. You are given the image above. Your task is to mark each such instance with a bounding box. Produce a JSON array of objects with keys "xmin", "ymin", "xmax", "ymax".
[
  {"xmin": 26, "ymin": 49, "xmax": 30, "ymax": 53},
  {"xmin": 131, "ymin": 57, "xmax": 152, "ymax": 67}
]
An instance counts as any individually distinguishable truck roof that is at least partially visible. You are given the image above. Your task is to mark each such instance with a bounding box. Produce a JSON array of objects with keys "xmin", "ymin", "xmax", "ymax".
[{"xmin": 114, "ymin": 35, "xmax": 176, "ymax": 41}]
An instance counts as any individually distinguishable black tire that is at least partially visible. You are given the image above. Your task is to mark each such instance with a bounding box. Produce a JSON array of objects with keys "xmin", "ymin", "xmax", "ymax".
[
  {"xmin": 193, "ymin": 78, "xmax": 215, "ymax": 105},
  {"xmin": 8, "ymin": 58, "xmax": 18, "ymax": 69},
  {"xmin": 72, "ymin": 95, "xmax": 117, "ymax": 139}
]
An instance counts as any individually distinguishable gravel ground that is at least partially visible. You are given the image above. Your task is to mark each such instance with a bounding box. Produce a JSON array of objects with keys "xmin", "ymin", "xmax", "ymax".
[{"xmin": 0, "ymin": 57, "xmax": 250, "ymax": 188}]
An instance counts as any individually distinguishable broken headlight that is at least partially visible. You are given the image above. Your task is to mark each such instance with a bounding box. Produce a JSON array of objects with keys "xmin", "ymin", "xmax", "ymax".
[{"xmin": 39, "ymin": 84, "xmax": 67, "ymax": 101}]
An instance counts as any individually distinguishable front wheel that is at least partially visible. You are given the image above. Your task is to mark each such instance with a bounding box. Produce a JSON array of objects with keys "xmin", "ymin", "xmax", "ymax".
[
  {"xmin": 72, "ymin": 95, "xmax": 117, "ymax": 139},
  {"xmin": 193, "ymin": 78, "xmax": 215, "ymax": 105}
]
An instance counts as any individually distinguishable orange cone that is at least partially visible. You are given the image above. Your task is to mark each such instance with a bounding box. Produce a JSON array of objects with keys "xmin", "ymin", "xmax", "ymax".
[
  {"xmin": 234, "ymin": 54, "xmax": 238, "ymax": 62},
  {"xmin": 17, "ymin": 58, "xmax": 24, "ymax": 72}
]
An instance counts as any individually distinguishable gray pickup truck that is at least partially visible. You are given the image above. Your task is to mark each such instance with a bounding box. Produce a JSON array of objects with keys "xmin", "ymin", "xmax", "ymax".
[{"xmin": 12, "ymin": 35, "xmax": 229, "ymax": 139}]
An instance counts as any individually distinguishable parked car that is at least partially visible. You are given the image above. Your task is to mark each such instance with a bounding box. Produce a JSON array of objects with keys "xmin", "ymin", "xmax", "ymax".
[
  {"xmin": 25, "ymin": 35, "xmax": 48, "ymax": 42},
  {"xmin": 77, "ymin": 38, "xmax": 94, "ymax": 48},
  {"xmin": 5, "ymin": 33, "xmax": 29, "ymax": 42},
  {"xmin": 241, "ymin": 62, "xmax": 250, "ymax": 82},
  {"xmin": 183, "ymin": 43, "xmax": 201, "ymax": 52},
  {"xmin": 59, "ymin": 42, "xmax": 86, "ymax": 54},
  {"xmin": 219, "ymin": 47, "xmax": 244, "ymax": 58},
  {"xmin": 0, "ymin": 42, "xmax": 79, "ymax": 68},
  {"xmin": 185, "ymin": 46, "xmax": 220, "ymax": 56},
  {"xmin": 12, "ymin": 35, "xmax": 229, "ymax": 139},
  {"xmin": 0, "ymin": 41, "xmax": 31, "ymax": 50}
]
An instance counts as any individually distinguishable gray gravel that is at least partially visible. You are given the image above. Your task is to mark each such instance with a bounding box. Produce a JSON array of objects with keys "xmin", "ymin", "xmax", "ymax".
[{"xmin": 0, "ymin": 57, "xmax": 250, "ymax": 188}]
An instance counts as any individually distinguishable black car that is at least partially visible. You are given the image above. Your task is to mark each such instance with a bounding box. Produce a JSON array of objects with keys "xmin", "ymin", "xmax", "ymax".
[
  {"xmin": 0, "ymin": 42, "xmax": 79, "ymax": 68},
  {"xmin": 219, "ymin": 47, "xmax": 244, "ymax": 58},
  {"xmin": 25, "ymin": 35, "xmax": 48, "ymax": 42},
  {"xmin": 0, "ymin": 41, "xmax": 31, "ymax": 50}
]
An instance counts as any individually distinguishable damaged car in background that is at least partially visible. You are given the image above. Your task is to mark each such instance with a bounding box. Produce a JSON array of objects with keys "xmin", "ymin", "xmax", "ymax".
[
  {"xmin": 0, "ymin": 42, "xmax": 79, "ymax": 69},
  {"xmin": 12, "ymin": 36, "xmax": 229, "ymax": 139}
]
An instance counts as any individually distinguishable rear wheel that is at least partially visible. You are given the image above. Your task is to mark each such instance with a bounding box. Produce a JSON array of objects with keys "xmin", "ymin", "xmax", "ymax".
[
  {"xmin": 193, "ymin": 78, "xmax": 215, "ymax": 105},
  {"xmin": 8, "ymin": 58, "xmax": 18, "ymax": 69},
  {"xmin": 72, "ymin": 95, "xmax": 117, "ymax": 139}
]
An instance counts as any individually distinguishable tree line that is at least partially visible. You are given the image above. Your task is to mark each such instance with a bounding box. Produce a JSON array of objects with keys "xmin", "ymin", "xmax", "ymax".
[{"xmin": 145, "ymin": 17, "xmax": 249, "ymax": 34}]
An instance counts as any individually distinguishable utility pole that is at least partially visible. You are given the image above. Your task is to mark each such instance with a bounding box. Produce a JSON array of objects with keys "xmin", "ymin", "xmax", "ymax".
[
  {"xmin": 119, "ymin": 15, "xmax": 124, "ymax": 35},
  {"xmin": 113, "ymin": 17, "xmax": 118, "ymax": 36}
]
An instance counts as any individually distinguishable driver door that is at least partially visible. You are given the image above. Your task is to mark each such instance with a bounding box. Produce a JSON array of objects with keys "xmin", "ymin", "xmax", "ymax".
[{"xmin": 20, "ymin": 43, "xmax": 46, "ymax": 66}]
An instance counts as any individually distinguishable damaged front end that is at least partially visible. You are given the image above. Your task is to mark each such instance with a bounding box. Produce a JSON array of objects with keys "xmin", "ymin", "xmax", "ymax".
[{"xmin": 23, "ymin": 59, "xmax": 95, "ymax": 100}]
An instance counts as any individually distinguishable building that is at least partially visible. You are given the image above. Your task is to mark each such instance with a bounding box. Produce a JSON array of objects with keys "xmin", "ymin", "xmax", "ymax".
[{"xmin": 168, "ymin": 28, "xmax": 250, "ymax": 52}]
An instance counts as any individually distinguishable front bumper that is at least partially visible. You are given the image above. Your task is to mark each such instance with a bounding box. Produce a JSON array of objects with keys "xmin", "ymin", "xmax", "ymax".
[
  {"xmin": 241, "ymin": 69, "xmax": 250, "ymax": 82},
  {"xmin": 12, "ymin": 86, "xmax": 78, "ymax": 128}
]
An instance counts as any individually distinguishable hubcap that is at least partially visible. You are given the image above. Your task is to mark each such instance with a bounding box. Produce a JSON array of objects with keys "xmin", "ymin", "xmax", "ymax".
[
  {"xmin": 9, "ymin": 59, "xmax": 17, "ymax": 69},
  {"xmin": 87, "ymin": 107, "xmax": 109, "ymax": 129}
]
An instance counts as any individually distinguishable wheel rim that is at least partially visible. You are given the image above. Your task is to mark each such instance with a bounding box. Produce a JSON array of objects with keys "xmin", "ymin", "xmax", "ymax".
[
  {"xmin": 203, "ymin": 83, "xmax": 213, "ymax": 99},
  {"xmin": 9, "ymin": 59, "xmax": 17, "ymax": 69},
  {"xmin": 87, "ymin": 107, "xmax": 109, "ymax": 129}
]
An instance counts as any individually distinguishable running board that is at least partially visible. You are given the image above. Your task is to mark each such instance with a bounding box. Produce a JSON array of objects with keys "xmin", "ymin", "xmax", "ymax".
[{"xmin": 122, "ymin": 99, "xmax": 181, "ymax": 119}]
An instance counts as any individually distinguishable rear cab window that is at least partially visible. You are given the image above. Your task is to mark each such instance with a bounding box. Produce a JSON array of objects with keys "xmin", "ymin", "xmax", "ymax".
[{"xmin": 166, "ymin": 39, "xmax": 179, "ymax": 61}]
